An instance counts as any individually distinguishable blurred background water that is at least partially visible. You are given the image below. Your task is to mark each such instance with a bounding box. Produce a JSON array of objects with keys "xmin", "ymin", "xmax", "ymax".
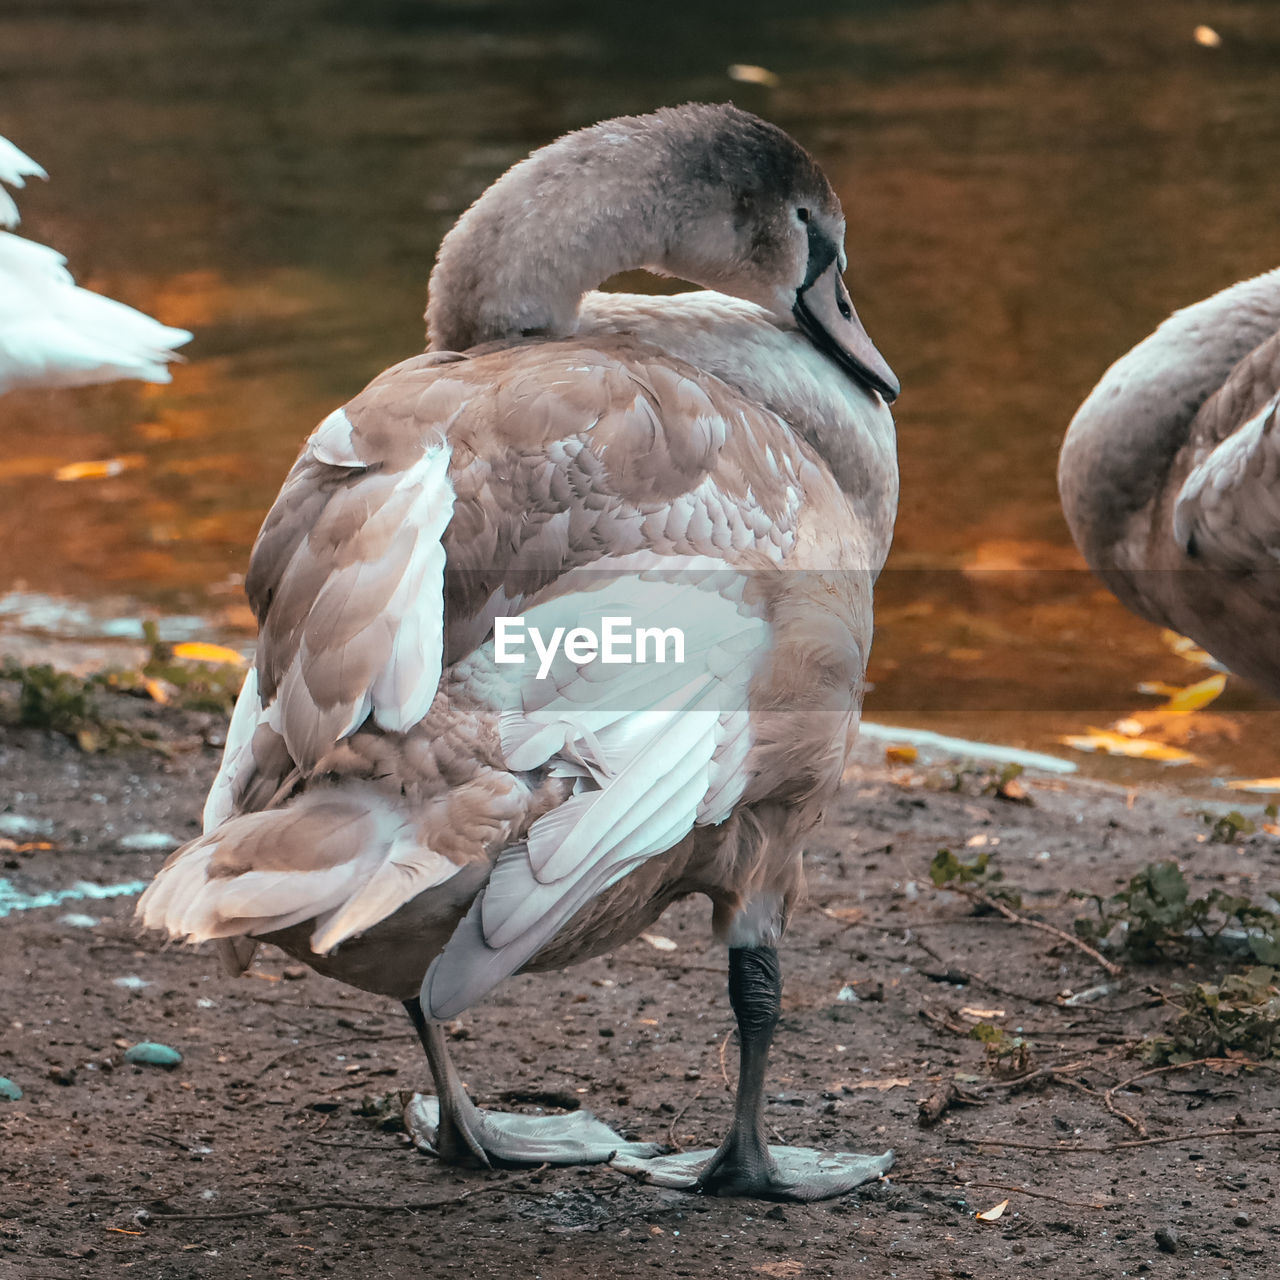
[{"xmin": 1, "ymin": 0, "xmax": 1278, "ymax": 782}]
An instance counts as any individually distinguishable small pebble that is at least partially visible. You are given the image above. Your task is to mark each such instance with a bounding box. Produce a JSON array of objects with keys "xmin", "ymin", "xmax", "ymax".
[
  {"xmin": 124, "ymin": 1042, "xmax": 183, "ymax": 1068},
  {"xmin": 1155, "ymin": 1226, "xmax": 1179, "ymax": 1254},
  {"xmin": 47, "ymin": 1065, "xmax": 76, "ymax": 1086},
  {"xmin": 59, "ymin": 913, "xmax": 99, "ymax": 928},
  {"xmin": 1233, "ymin": 1211, "xmax": 1250, "ymax": 1227},
  {"xmin": 0, "ymin": 1077, "xmax": 23, "ymax": 1101},
  {"xmin": 113, "ymin": 975, "xmax": 150, "ymax": 990},
  {"xmin": 684, "ymin": 1068, "xmax": 701, "ymax": 1081},
  {"xmin": 282, "ymin": 965, "xmax": 309, "ymax": 981},
  {"xmin": 117, "ymin": 831, "xmax": 180, "ymax": 853},
  {"xmin": 0, "ymin": 815, "xmax": 53, "ymax": 838}
]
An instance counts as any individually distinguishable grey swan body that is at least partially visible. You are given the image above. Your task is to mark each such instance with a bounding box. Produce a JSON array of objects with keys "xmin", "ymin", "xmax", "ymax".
[
  {"xmin": 139, "ymin": 104, "xmax": 899, "ymax": 1199},
  {"xmin": 1059, "ymin": 268, "xmax": 1280, "ymax": 696}
]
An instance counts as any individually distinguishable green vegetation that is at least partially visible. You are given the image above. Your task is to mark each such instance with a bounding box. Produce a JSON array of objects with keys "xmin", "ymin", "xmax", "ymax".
[
  {"xmin": 136, "ymin": 623, "xmax": 243, "ymax": 714},
  {"xmin": 1200, "ymin": 809, "xmax": 1257, "ymax": 843},
  {"xmin": 929, "ymin": 846, "xmax": 1022, "ymax": 908},
  {"xmin": 0, "ymin": 625, "xmax": 243, "ymax": 752},
  {"xmin": 969, "ymin": 1021, "xmax": 1032, "ymax": 1074},
  {"xmin": 1069, "ymin": 861, "xmax": 1280, "ymax": 1062},
  {"xmin": 1147, "ymin": 967, "xmax": 1280, "ymax": 1064},
  {"xmin": 1074, "ymin": 860, "xmax": 1280, "ymax": 965}
]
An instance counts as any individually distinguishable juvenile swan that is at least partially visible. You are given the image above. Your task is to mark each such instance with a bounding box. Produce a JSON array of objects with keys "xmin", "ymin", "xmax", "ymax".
[
  {"xmin": 0, "ymin": 135, "xmax": 191, "ymax": 394},
  {"xmin": 139, "ymin": 104, "xmax": 900, "ymax": 1201},
  {"xmin": 1059, "ymin": 269, "xmax": 1280, "ymax": 696}
]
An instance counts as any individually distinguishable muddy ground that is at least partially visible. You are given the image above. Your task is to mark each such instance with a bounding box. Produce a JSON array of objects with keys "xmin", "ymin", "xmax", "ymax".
[{"xmin": 1, "ymin": 690, "xmax": 1278, "ymax": 1280}]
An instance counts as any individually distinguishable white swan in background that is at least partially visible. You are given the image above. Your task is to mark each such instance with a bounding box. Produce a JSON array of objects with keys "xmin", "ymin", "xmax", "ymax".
[
  {"xmin": 139, "ymin": 103, "xmax": 900, "ymax": 1201},
  {"xmin": 1059, "ymin": 269, "xmax": 1280, "ymax": 698},
  {"xmin": 0, "ymin": 134, "xmax": 191, "ymax": 394}
]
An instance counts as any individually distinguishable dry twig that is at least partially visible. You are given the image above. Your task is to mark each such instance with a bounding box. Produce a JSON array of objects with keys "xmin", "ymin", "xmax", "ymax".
[
  {"xmin": 718, "ymin": 1029, "xmax": 734, "ymax": 1091},
  {"xmin": 900, "ymin": 1173, "xmax": 1114, "ymax": 1210},
  {"xmin": 1102, "ymin": 1056, "xmax": 1257, "ymax": 1136},
  {"xmin": 954, "ymin": 887, "xmax": 1122, "ymax": 977},
  {"xmin": 666, "ymin": 1093, "xmax": 698, "ymax": 1152}
]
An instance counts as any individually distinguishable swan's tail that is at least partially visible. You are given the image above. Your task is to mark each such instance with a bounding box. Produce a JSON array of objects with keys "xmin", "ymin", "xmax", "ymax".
[{"xmin": 136, "ymin": 786, "xmax": 462, "ymax": 958}]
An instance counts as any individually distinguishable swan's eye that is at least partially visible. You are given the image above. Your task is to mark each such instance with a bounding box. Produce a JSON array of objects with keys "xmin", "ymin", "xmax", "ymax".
[{"xmin": 796, "ymin": 207, "xmax": 810, "ymax": 224}]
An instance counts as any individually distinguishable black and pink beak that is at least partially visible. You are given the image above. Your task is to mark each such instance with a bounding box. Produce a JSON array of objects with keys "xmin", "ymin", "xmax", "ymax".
[{"xmin": 793, "ymin": 229, "xmax": 899, "ymax": 404}]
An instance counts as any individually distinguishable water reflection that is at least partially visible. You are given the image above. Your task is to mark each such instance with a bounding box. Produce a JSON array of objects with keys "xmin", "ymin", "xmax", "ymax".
[{"xmin": 2, "ymin": 0, "xmax": 1279, "ymax": 780}]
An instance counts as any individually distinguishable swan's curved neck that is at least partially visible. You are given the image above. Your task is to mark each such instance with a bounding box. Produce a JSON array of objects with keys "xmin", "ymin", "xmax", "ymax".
[
  {"xmin": 1060, "ymin": 268, "xmax": 1280, "ymax": 566},
  {"xmin": 427, "ymin": 125, "xmax": 675, "ymax": 352}
]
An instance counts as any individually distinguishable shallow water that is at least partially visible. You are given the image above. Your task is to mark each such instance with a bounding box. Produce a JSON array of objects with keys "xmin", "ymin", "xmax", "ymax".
[{"xmin": 2, "ymin": 0, "xmax": 1279, "ymax": 783}]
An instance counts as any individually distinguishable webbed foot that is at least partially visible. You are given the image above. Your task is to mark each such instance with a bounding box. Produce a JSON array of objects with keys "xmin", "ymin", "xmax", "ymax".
[
  {"xmin": 610, "ymin": 1144, "xmax": 893, "ymax": 1201},
  {"xmin": 404, "ymin": 1092, "xmax": 664, "ymax": 1167}
]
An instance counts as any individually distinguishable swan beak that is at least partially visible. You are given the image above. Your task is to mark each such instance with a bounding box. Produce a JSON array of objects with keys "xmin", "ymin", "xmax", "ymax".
[{"xmin": 793, "ymin": 261, "xmax": 900, "ymax": 404}]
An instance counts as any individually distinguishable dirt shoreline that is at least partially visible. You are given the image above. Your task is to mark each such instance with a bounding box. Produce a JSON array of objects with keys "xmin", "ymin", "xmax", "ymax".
[{"xmin": 1, "ymin": 692, "xmax": 1278, "ymax": 1279}]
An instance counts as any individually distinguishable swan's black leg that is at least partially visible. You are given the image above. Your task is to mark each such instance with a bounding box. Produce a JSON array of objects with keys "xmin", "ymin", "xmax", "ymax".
[
  {"xmin": 695, "ymin": 945, "xmax": 784, "ymax": 1193},
  {"xmin": 400, "ymin": 996, "xmax": 662, "ymax": 1168},
  {"xmin": 403, "ymin": 996, "xmax": 490, "ymax": 1166},
  {"xmin": 609, "ymin": 945, "xmax": 893, "ymax": 1200}
]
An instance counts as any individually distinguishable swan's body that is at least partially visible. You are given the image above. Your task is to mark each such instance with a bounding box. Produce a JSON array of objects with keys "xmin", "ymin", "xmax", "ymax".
[
  {"xmin": 0, "ymin": 136, "xmax": 191, "ymax": 394},
  {"xmin": 139, "ymin": 104, "xmax": 899, "ymax": 1199},
  {"xmin": 1059, "ymin": 269, "xmax": 1280, "ymax": 696}
]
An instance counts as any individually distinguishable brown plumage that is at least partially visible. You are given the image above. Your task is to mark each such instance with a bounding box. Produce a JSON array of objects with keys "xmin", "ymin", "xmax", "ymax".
[
  {"xmin": 139, "ymin": 103, "xmax": 899, "ymax": 1199},
  {"xmin": 1059, "ymin": 268, "xmax": 1280, "ymax": 697}
]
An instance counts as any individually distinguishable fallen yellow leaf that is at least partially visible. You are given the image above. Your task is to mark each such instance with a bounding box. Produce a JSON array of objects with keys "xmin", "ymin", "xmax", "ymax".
[
  {"xmin": 171, "ymin": 641, "xmax": 247, "ymax": 666},
  {"xmin": 727, "ymin": 63, "xmax": 781, "ymax": 87},
  {"xmin": 1153, "ymin": 673, "xmax": 1227, "ymax": 715},
  {"xmin": 143, "ymin": 677, "xmax": 170, "ymax": 705},
  {"xmin": 1162, "ymin": 630, "xmax": 1219, "ymax": 669},
  {"xmin": 639, "ymin": 933, "xmax": 677, "ymax": 952},
  {"xmin": 959, "ymin": 1007, "xmax": 1005, "ymax": 1020},
  {"xmin": 1060, "ymin": 730, "xmax": 1198, "ymax": 764},
  {"xmin": 820, "ymin": 905, "xmax": 865, "ymax": 924},
  {"xmin": 885, "ymin": 744, "xmax": 918, "ymax": 764},
  {"xmin": 998, "ymin": 777, "xmax": 1028, "ymax": 802},
  {"xmin": 976, "ymin": 1198, "xmax": 1009, "ymax": 1221},
  {"xmin": 53, "ymin": 455, "xmax": 144, "ymax": 482},
  {"xmin": 1222, "ymin": 778, "xmax": 1280, "ymax": 793}
]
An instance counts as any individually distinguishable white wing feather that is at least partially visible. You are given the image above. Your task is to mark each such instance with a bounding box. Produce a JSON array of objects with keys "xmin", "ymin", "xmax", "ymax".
[
  {"xmin": 267, "ymin": 430, "xmax": 455, "ymax": 766},
  {"xmin": 422, "ymin": 570, "xmax": 769, "ymax": 1018},
  {"xmin": 203, "ymin": 665, "xmax": 266, "ymax": 831}
]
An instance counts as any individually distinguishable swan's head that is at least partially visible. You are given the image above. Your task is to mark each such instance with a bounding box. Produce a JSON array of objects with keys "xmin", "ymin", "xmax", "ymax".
[
  {"xmin": 649, "ymin": 104, "xmax": 899, "ymax": 404},
  {"xmin": 429, "ymin": 102, "xmax": 899, "ymax": 403}
]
